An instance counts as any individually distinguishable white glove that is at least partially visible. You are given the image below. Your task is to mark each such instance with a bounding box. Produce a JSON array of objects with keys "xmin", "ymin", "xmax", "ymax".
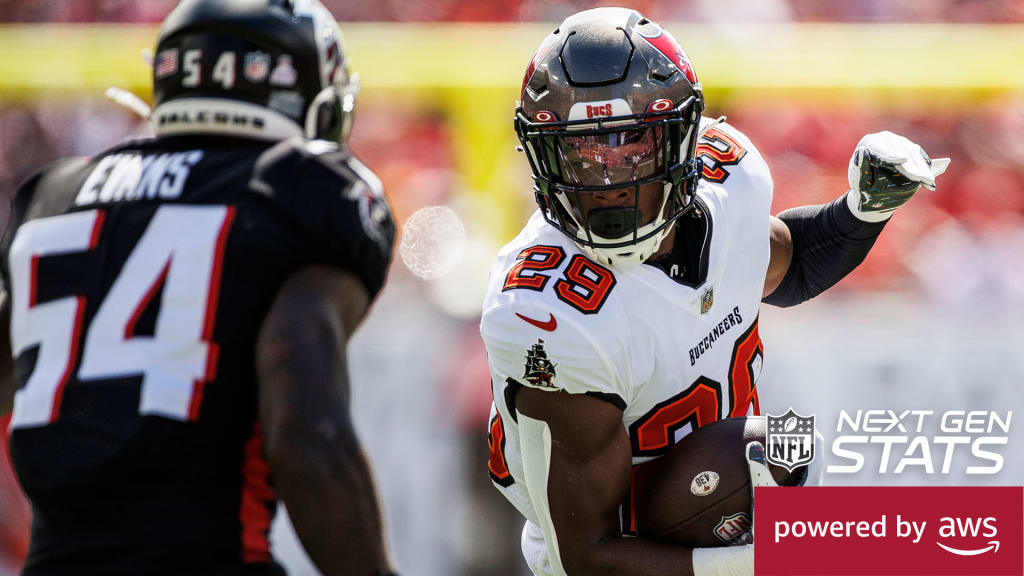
[
  {"xmin": 847, "ymin": 131, "xmax": 950, "ymax": 223},
  {"xmin": 803, "ymin": 430, "xmax": 824, "ymax": 487},
  {"xmin": 692, "ymin": 544, "xmax": 754, "ymax": 576},
  {"xmin": 745, "ymin": 441, "xmax": 776, "ymax": 542},
  {"xmin": 746, "ymin": 440, "xmax": 777, "ymax": 489}
]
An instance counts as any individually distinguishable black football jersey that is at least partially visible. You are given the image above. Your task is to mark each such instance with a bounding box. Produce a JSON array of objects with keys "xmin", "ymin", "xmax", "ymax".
[{"xmin": 0, "ymin": 135, "xmax": 394, "ymax": 575}]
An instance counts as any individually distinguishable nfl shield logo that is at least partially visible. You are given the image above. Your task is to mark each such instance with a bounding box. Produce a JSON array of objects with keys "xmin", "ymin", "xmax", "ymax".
[
  {"xmin": 714, "ymin": 512, "xmax": 751, "ymax": 545},
  {"xmin": 700, "ymin": 286, "xmax": 713, "ymax": 315},
  {"xmin": 245, "ymin": 51, "xmax": 271, "ymax": 83},
  {"xmin": 766, "ymin": 408, "xmax": 815, "ymax": 472}
]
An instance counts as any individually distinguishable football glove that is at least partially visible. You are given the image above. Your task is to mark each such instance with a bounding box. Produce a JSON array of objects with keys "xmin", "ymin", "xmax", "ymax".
[
  {"xmin": 746, "ymin": 440, "xmax": 776, "ymax": 489},
  {"xmin": 745, "ymin": 441, "xmax": 776, "ymax": 543},
  {"xmin": 692, "ymin": 544, "xmax": 754, "ymax": 576},
  {"xmin": 847, "ymin": 131, "xmax": 950, "ymax": 223}
]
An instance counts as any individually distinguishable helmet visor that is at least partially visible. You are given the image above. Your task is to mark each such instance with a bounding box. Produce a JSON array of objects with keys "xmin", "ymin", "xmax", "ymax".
[{"xmin": 551, "ymin": 125, "xmax": 665, "ymax": 187}]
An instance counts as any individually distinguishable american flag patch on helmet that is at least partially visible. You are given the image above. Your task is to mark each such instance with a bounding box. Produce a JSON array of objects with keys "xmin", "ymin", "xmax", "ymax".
[{"xmin": 155, "ymin": 48, "xmax": 179, "ymax": 79}]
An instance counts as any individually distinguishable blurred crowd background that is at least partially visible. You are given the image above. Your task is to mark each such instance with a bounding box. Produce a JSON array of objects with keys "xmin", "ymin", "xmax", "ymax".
[
  {"xmin": 1, "ymin": 1, "xmax": 1023, "ymax": 575},
  {"xmin": 3, "ymin": 0, "xmax": 1024, "ymax": 22}
]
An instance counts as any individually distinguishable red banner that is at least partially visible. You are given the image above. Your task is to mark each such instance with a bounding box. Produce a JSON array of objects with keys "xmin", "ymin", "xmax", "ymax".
[{"xmin": 755, "ymin": 486, "xmax": 1023, "ymax": 575}]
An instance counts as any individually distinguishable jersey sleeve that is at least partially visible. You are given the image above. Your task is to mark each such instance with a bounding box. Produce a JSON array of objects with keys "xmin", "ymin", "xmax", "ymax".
[
  {"xmin": 0, "ymin": 181, "xmax": 26, "ymax": 290},
  {"xmin": 480, "ymin": 302, "xmax": 626, "ymax": 409},
  {"xmin": 256, "ymin": 139, "xmax": 396, "ymax": 299},
  {"xmin": 0, "ymin": 160, "xmax": 69, "ymax": 290},
  {"xmin": 699, "ymin": 119, "xmax": 774, "ymax": 218}
]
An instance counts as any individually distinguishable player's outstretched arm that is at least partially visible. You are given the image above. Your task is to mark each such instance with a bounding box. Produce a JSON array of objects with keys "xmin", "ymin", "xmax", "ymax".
[
  {"xmin": 0, "ymin": 292, "xmax": 13, "ymax": 416},
  {"xmin": 257, "ymin": 266, "xmax": 394, "ymax": 576},
  {"xmin": 516, "ymin": 386, "xmax": 752, "ymax": 576},
  {"xmin": 763, "ymin": 131, "xmax": 949, "ymax": 307}
]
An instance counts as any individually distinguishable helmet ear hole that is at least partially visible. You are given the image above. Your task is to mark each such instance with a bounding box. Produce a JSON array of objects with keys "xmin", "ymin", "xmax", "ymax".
[
  {"xmin": 305, "ymin": 85, "xmax": 344, "ymax": 142},
  {"xmin": 305, "ymin": 82, "xmax": 358, "ymax": 143}
]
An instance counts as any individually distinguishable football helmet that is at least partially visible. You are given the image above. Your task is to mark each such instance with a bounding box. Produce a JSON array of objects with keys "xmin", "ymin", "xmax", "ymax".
[
  {"xmin": 152, "ymin": 0, "xmax": 359, "ymax": 143},
  {"xmin": 515, "ymin": 7, "xmax": 705, "ymax": 268}
]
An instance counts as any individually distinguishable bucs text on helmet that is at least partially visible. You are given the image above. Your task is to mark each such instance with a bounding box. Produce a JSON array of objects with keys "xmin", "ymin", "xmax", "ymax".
[
  {"xmin": 152, "ymin": 0, "xmax": 358, "ymax": 143},
  {"xmin": 515, "ymin": 7, "xmax": 705, "ymax": 268}
]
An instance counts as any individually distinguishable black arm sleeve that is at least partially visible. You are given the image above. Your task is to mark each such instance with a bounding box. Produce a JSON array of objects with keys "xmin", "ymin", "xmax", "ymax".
[{"xmin": 762, "ymin": 194, "xmax": 887, "ymax": 308}]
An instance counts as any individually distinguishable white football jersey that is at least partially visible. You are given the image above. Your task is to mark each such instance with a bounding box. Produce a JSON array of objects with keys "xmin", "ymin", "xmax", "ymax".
[{"xmin": 480, "ymin": 118, "xmax": 773, "ymax": 574}]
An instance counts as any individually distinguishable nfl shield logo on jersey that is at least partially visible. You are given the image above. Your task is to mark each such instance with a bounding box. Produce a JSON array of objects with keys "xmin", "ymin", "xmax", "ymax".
[
  {"xmin": 700, "ymin": 286, "xmax": 713, "ymax": 315},
  {"xmin": 766, "ymin": 408, "xmax": 815, "ymax": 472}
]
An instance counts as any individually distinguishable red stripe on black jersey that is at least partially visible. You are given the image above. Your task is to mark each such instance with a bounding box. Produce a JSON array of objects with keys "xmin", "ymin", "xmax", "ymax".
[
  {"xmin": 28, "ymin": 256, "xmax": 39, "ymax": 308},
  {"xmin": 88, "ymin": 210, "xmax": 106, "ymax": 249},
  {"xmin": 188, "ymin": 206, "xmax": 236, "ymax": 421},
  {"xmin": 240, "ymin": 421, "xmax": 275, "ymax": 564}
]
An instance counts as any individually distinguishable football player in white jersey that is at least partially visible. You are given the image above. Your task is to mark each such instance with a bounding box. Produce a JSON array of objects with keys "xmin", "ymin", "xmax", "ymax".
[{"xmin": 480, "ymin": 7, "xmax": 949, "ymax": 576}]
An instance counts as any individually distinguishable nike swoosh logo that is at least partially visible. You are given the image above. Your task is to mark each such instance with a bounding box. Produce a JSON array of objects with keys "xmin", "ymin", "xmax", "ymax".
[{"xmin": 516, "ymin": 312, "xmax": 557, "ymax": 332}]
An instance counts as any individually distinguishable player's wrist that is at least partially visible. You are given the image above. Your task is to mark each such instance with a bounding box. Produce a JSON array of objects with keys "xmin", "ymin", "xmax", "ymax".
[
  {"xmin": 691, "ymin": 543, "xmax": 754, "ymax": 576},
  {"xmin": 833, "ymin": 191, "xmax": 890, "ymax": 239},
  {"xmin": 845, "ymin": 188, "xmax": 894, "ymax": 223}
]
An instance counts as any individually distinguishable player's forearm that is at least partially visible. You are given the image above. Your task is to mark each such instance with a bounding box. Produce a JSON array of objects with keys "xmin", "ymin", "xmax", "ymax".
[
  {"xmin": 563, "ymin": 535, "xmax": 698, "ymax": 576},
  {"xmin": 257, "ymin": 276, "xmax": 391, "ymax": 575},
  {"xmin": 762, "ymin": 192, "xmax": 886, "ymax": 307},
  {"xmin": 271, "ymin": 426, "xmax": 390, "ymax": 575},
  {"xmin": 764, "ymin": 132, "xmax": 949, "ymax": 308},
  {"xmin": 0, "ymin": 383, "xmax": 11, "ymax": 415},
  {"xmin": 0, "ymin": 354, "xmax": 12, "ymax": 415},
  {"xmin": 259, "ymin": 339, "xmax": 392, "ymax": 575},
  {"xmin": 0, "ymin": 292, "xmax": 13, "ymax": 416}
]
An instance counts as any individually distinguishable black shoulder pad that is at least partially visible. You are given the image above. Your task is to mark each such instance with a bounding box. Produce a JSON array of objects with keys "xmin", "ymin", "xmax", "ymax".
[{"xmin": 252, "ymin": 139, "xmax": 395, "ymax": 299}]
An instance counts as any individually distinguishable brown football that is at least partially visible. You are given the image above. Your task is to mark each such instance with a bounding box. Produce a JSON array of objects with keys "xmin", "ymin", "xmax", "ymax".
[{"xmin": 632, "ymin": 416, "xmax": 801, "ymax": 547}]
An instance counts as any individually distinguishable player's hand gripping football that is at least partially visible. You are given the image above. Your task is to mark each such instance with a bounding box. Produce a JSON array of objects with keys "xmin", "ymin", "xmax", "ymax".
[
  {"xmin": 847, "ymin": 131, "xmax": 950, "ymax": 222},
  {"xmin": 690, "ymin": 445, "xmax": 768, "ymax": 576}
]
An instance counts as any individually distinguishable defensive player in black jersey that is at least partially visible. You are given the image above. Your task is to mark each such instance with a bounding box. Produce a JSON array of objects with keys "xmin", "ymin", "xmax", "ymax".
[{"xmin": 0, "ymin": 1, "xmax": 397, "ymax": 574}]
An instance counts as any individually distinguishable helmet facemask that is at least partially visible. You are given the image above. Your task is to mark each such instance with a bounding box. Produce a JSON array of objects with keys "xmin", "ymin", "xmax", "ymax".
[{"xmin": 516, "ymin": 95, "xmax": 704, "ymax": 268}]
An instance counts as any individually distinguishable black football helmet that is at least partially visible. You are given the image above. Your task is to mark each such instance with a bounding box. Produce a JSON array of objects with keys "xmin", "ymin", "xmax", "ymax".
[
  {"xmin": 515, "ymin": 7, "xmax": 705, "ymax": 268},
  {"xmin": 152, "ymin": 0, "xmax": 358, "ymax": 143}
]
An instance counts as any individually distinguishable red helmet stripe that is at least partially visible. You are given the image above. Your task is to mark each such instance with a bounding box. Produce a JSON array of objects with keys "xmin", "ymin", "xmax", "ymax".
[
  {"xmin": 521, "ymin": 32, "xmax": 561, "ymax": 97},
  {"xmin": 639, "ymin": 29, "xmax": 698, "ymax": 85}
]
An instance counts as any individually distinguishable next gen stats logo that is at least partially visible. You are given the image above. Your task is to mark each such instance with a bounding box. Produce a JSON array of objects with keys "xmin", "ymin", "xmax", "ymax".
[
  {"xmin": 753, "ymin": 409, "xmax": 1019, "ymax": 574},
  {"xmin": 827, "ymin": 410, "xmax": 1012, "ymax": 475}
]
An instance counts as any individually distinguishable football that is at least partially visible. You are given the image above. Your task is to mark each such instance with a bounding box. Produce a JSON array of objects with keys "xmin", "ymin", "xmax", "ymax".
[{"xmin": 632, "ymin": 416, "xmax": 802, "ymax": 547}]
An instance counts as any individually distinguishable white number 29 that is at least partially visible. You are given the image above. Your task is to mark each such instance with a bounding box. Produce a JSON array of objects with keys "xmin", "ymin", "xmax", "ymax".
[{"xmin": 8, "ymin": 205, "xmax": 235, "ymax": 429}]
